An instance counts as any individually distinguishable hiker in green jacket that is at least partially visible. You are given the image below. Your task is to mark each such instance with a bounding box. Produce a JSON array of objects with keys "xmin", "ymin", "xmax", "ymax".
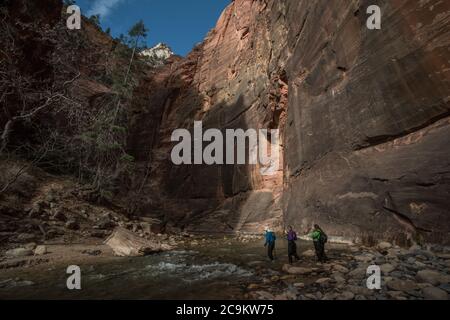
[{"xmin": 309, "ymin": 224, "xmax": 328, "ymax": 262}]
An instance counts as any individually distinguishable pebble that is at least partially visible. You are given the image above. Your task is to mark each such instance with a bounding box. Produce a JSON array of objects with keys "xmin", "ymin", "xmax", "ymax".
[
  {"xmin": 34, "ymin": 245, "xmax": 47, "ymax": 256},
  {"xmin": 338, "ymin": 291, "xmax": 355, "ymax": 300},
  {"xmin": 315, "ymin": 278, "xmax": 332, "ymax": 285},
  {"xmin": 380, "ymin": 263, "xmax": 396, "ymax": 274},
  {"xmin": 304, "ymin": 293, "xmax": 317, "ymax": 300},
  {"xmin": 333, "ymin": 272, "xmax": 346, "ymax": 284},
  {"xmin": 422, "ymin": 286, "xmax": 449, "ymax": 300},
  {"xmin": 416, "ymin": 269, "xmax": 450, "ymax": 286},
  {"xmin": 407, "ymin": 257, "xmax": 416, "ymax": 264},
  {"xmin": 354, "ymin": 254, "xmax": 373, "ymax": 263},
  {"xmin": 302, "ymin": 250, "xmax": 315, "ymax": 257},
  {"xmin": 377, "ymin": 242, "xmax": 392, "ymax": 250},
  {"xmin": 247, "ymin": 283, "xmax": 259, "ymax": 290},
  {"xmin": 439, "ymin": 283, "xmax": 450, "ymax": 294},
  {"xmin": 332, "ymin": 264, "xmax": 349, "ymax": 274},
  {"xmin": 348, "ymin": 266, "xmax": 367, "ymax": 279},
  {"xmin": 254, "ymin": 291, "xmax": 275, "ymax": 300},
  {"xmin": 322, "ymin": 292, "xmax": 337, "ymax": 300}
]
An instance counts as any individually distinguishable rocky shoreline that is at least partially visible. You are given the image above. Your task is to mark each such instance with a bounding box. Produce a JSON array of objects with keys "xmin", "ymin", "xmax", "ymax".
[{"xmin": 246, "ymin": 241, "xmax": 450, "ymax": 301}]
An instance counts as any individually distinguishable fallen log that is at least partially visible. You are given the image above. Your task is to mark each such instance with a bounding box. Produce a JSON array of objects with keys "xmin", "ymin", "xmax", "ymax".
[{"xmin": 104, "ymin": 227, "xmax": 173, "ymax": 257}]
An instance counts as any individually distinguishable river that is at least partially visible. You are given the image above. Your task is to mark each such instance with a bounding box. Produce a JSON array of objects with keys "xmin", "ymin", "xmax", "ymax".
[{"xmin": 0, "ymin": 237, "xmax": 319, "ymax": 300}]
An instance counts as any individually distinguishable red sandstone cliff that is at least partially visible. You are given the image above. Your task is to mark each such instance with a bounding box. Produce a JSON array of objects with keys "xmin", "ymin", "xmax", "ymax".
[{"xmin": 128, "ymin": 0, "xmax": 450, "ymax": 245}]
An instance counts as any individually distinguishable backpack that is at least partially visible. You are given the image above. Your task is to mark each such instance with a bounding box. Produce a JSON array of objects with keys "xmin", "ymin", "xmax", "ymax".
[
  {"xmin": 266, "ymin": 231, "xmax": 276, "ymax": 244},
  {"xmin": 321, "ymin": 232, "xmax": 328, "ymax": 243},
  {"xmin": 288, "ymin": 231, "xmax": 297, "ymax": 241}
]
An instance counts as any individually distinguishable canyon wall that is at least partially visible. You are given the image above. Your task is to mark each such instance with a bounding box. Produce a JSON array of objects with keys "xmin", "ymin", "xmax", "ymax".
[{"xmin": 131, "ymin": 0, "xmax": 450, "ymax": 245}]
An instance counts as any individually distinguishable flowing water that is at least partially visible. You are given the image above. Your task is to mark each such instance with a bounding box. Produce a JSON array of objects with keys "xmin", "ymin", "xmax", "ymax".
[{"xmin": 0, "ymin": 237, "xmax": 311, "ymax": 300}]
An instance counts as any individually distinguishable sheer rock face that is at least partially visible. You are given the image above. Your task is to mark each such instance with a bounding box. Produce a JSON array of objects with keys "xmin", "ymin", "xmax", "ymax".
[
  {"xmin": 280, "ymin": 0, "xmax": 450, "ymax": 245},
  {"xmin": 131, "ymin": 0, "xmax": 450, "ymax": 244}
]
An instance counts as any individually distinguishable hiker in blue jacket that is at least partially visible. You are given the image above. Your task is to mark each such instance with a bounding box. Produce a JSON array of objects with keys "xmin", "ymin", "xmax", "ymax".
[{"xmin": 264, "ymin": 227, "xmax": 276, "ymax": 261}]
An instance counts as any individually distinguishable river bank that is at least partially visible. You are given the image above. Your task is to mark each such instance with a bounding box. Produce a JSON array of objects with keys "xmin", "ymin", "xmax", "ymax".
[{"xmin": 0, "ymin": 234, "xmax": 449, "ymax": 300}]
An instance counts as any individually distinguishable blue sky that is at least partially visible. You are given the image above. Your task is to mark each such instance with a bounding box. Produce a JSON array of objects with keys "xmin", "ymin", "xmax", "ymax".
[{"xmin": 75, "ymin": 0, "xmax": 231, "ymax": 56}]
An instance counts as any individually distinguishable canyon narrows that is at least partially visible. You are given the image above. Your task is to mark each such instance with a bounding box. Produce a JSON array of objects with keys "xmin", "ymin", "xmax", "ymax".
[
  {"xmin": 1, "ymin": 0, "xmax": 450, "ymax": 303},
  {"xmin": 129, "ymin": 0, "xmax": 450, "ymax": 245}
]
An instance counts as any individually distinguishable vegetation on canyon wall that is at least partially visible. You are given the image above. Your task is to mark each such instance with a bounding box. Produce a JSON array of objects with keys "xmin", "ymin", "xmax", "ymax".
[{"xmin": 0, "ymin": 2, "xmax": 153, "ymax": 205}]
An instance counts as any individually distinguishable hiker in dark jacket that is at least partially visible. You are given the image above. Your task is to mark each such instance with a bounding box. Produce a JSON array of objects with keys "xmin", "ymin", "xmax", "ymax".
[
  {"xmin": 309, "ymin": 224, "xmax": 328, "ymax": 262},
  {"xmin": 286, "ymin": 226, "xmax": 300, "ymax": 264},
  {"xmin": 264, "ymin": 227, "xmax": 276, "ymax": 261}
]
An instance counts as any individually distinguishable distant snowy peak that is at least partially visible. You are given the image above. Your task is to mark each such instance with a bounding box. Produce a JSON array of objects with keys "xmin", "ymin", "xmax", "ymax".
[{"xmin": 140, "ymin": 43, "xmax": 174, "ymax": 66}]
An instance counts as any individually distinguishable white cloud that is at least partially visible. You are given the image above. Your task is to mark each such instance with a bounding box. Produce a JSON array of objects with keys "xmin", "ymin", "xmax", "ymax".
[{"xmin": 87, "ymin": 0, "xmax": 125, "ymax": 18}]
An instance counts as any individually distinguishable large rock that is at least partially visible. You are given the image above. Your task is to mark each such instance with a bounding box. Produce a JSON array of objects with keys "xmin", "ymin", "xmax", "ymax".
[
  {"xmin": 416, "ymin": 270, "xmax": 450, "ymax": 286},
  {"xmin": 5, "ymin": 248, "xmax": 33, "ymax": 258},
  {"xmin": 104, "ymin": 227, "xmax": 173, "ymax": 257},
  {"xmin": 282, "ymin": 264, "xmax": 315, "ymax": 275},
  {"xmin": 386, "ymin": 279, "xmax": 420, "ymax": 292}
]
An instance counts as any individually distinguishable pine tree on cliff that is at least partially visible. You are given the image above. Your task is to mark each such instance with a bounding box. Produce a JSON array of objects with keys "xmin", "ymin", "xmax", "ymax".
[
  {"xmin": 124, "ymin": 20, "xmax": 148, "ymax": 86},
  {"xmin": 113, "ymin": 20, "xmax": 148, "ymax": 122}
]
